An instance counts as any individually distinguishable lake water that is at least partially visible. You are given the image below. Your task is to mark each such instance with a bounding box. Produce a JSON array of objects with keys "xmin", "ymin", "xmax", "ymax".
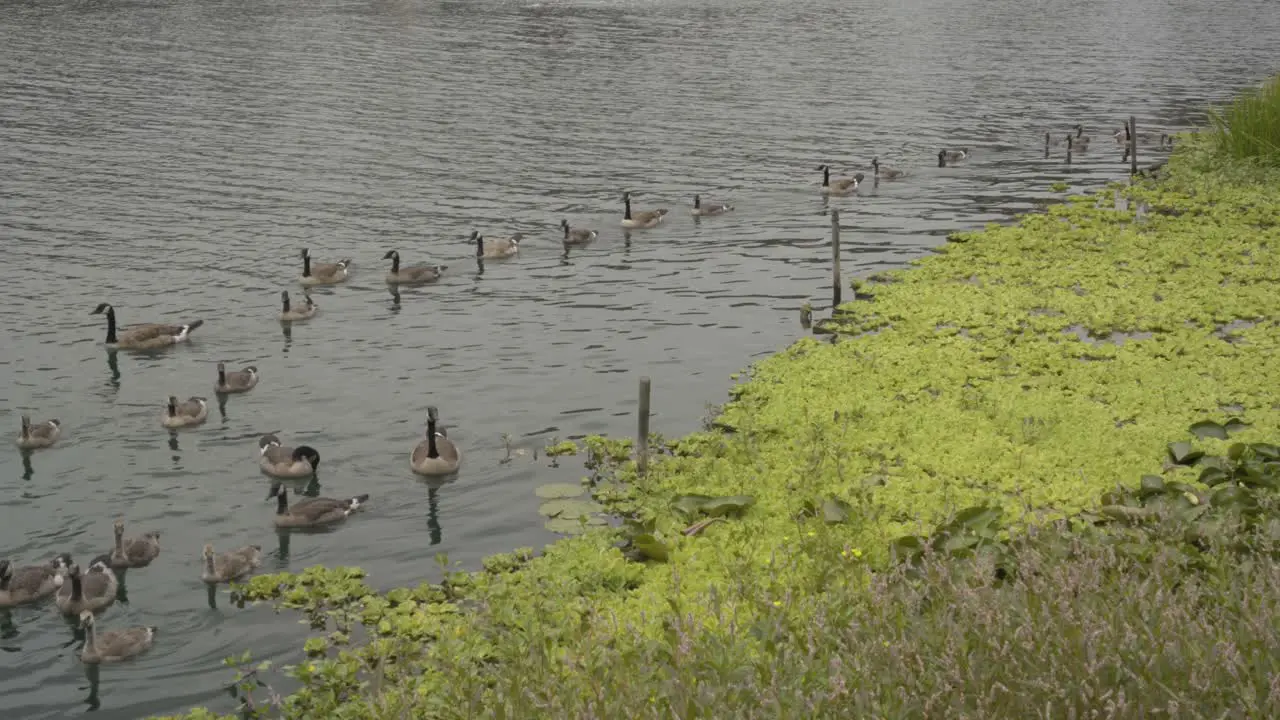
[{"xmin": 2, "ymin": 0, "xmax": 1279, "ymax": 716}]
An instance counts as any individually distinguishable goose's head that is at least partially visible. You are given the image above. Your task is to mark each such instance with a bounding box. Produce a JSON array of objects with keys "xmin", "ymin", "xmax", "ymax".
[
  {"xmin": 815, "ymin": 164, "xmax": 829, "ymax": 171},
  {"xmin": 293, "ymin": 446, "xmax": 321, "ymax": 470},
  {"xmin": 113, "ymin": 519, "xmax": 125, "ymax": 536},
  {"xmin": 872, "ymin": 158, "xmax": 880, "ymax": 170},
  {"xmin": 560, "ymin": 219, "xmax": 569, "ymax": 230},
  {"xmin": 51, "ymin": 552, "xmax": 73, "ymax": 571},
  {"xmin": 202, "ymin": 543, "xmax": 215, "ymax": 561},
  {"xmin": 853, "ymin": 173, "xmax": 865, "ymax": 183},
  {"xmin": 622, "ymin": 191, "xmax": 631, "ymax": 203},
  {"xmin": 383, "ymin": 250, "xmax": 399, "ymax": 261},
  {"xmin": 217, "ymin": 361, "xmax": 227, "ymax": 373},
  {"xmin": 79, "ymin": 609, "xmax": 95, "ymax": 629},
  {"xmin": 299, "ymin": 248, "xmax": 310, "ymax": 259},
  {"xmin": 91, "ymin": 303, "xmax": 113, "ymax": 315},
  {"xmin": 0, "ymin": 560, "xmax": 11, "ymax": 584},
  {"xmin": 258, "ymin": 434, "xmax": 282, "ymax": 454},
  {"xmin": 427, "ymin": 405, "xmax": 440, "ymax": 423}
]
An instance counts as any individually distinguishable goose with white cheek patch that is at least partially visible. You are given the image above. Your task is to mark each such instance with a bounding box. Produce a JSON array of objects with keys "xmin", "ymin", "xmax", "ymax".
[
  {"xmin": 91, "ymin": 303, "xmax": 203, "ymax": 351},
  {"xmin": 257, "ymin": 434, "xmax": 321, "ymax": 479},
  {"xmin": 410, "ymin": 406, "xmax": 461, "ymax": 476},
  {"xmin": 620, "ymin": 192, "xmax": 668, "ymax": 229},
  {"xmin": 16, "ymin": 415, "xmax": 62, "ymax": 449},
  {"xmin": 161, "ymin": 395, "xmax": 208, "ymax": 429},
  {"xmin": 268, "ymin": 484, "xmax": 369, "ymax": 529}
]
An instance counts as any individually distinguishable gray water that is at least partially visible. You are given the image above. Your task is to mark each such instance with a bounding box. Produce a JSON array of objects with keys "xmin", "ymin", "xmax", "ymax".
[{"xmin": 2, "ymin": 0, "xmax": 1279, "ymax": 716}]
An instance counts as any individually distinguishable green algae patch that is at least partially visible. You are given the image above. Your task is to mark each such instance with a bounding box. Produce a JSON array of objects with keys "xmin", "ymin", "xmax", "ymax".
[{"xmin": 161, "ymin": 131, "xmax": 1280, "ymax": 720}]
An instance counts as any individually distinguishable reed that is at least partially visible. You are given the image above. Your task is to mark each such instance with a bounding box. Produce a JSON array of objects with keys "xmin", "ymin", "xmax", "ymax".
[{"xmin": 1207, "ymin": 74, "xmax": 1280, "ymax": 165}]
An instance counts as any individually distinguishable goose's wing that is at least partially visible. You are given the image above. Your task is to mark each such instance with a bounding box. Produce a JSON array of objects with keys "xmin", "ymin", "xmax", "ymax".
[
  {"xmin": 123, "ymin": 537, "xmax": 158, "ymax": 564},
  {"xmin": 11, "ymin": 564, "xmax": 57, "ymax": 593},
  {"xmin": 312, "ymin": 260, "xmax": 349, "ymax": 277},
  {"xmin": 436, "ymin": 437, "xmax": 461, "ymax": 463},
  {"xmin": 97, "ymin": 626, "xmax": 155, "ymax": 656},
  {"xmin": 405, "ymin": 265, "xmax": 441, "ymax": 281},
  {"xmin": 120, "ymin": 323, "xmax": 185, "ymax": 342},
  {"xmin": 29, "ymin": 421, "xmax": 59, "ymax": 439},
  {"xmin": 262, "ymin": 444, "xmax": 296, "ymax": 465},
  {"xmin": 290, "ymin": 497, "xmax": 345, "ymax": 519},
  {"xmin": 80, "ymin": 569, "xmax": 115, "ymax": 597}
]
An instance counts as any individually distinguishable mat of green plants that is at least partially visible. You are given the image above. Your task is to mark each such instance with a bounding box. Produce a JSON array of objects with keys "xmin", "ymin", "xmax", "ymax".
[{"xmin": 163, "ymin": 122, "xmax": 1280, "ymax": 719}]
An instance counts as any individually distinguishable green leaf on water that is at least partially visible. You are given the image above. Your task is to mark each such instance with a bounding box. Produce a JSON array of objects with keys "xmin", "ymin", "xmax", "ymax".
[
  {"xmin": 1227, "ymin": 442, "xmax": 1248, "ymax": 461},
  {"xmin": 700, "ymin": 495, "xmax": 756, "ymax": 518},
  {"xmin": 1199, "ymin": 466, "xmax": 1230, "ymax": 487},
  {"xmin": 1210, "ymin": 485, "xmax": 1258, "ymax": 513},
  {"xmin": 544, "ymin": 517, "xmax": 591, "ymax": 535},
  {"xmin": 821, "ymin": 497, "xmax": 852, "ymax": 524},
  {"xmin": 1250, "ymin": 443, "xmax": 1280, "ymax": 461},
  {"xmin": 535, "ymin": 483, "xmax": 586, "ymax": 500},
  {"xmin": 537, "ymin": 498, "xmax": 602, "ymax": 519},
  {"xmin": 1224, "ymin": 418, "xmax": 1251, "ymax": 436},
  {"xmin": 1168, "ymin": 442, "xmax": 1204, "ymax": 465},
  {"xmin": 631, "ymin": 534, "xmax": 670, "ymax": 562},
  {"xmin": 1189, "ymin": 420, "xmax": 1228, "ymax": 440},
  {"xmin": 953, "ymin": 505, "xmax": 1002, "ymax": 532},
  {"xmin": 670, "ymin": 494, "xmax": 714, "ymax": 519},
  {"xmin": 1138, "ymin": 475, "xmax": 1165, "ymax": 497}
]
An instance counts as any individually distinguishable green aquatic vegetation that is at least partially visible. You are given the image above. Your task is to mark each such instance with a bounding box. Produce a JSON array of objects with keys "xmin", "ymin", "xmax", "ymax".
[
  {"xmin": 533, "ymin": 481, "xmax": 586, "ymax": 499},
  {"xmin": 1050, "ymin": 180, "xmax": 1069, "ymax": 192},
  {"xmin": 543, "ymin": 439, "xmax": 580, "ymax": 457},
  {"xmin": 1208, "ymin": 74, "xmax": 1280, "ymax": 166},
  {"xmin": 162, "ymin": 104, "xmax": 1280, "ymax": 719}
]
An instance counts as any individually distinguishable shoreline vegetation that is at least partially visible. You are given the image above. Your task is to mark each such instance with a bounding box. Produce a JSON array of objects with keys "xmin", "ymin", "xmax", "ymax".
[{"xmin": 162, "ymin": 80, "xmax": 1280, "ymax": 719}]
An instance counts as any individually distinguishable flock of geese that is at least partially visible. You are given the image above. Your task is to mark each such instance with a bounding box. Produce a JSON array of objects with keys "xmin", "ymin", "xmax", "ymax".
[{"xmin": 5, "ymin": 126, "xmax": 1173, "ymax": 673}]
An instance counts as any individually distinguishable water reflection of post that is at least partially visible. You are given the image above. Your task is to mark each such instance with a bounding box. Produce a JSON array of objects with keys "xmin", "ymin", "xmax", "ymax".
[
  {"xmin": 388, "ymin": 286, "xmax": 401, "ymax": 314},
  {"xmin": 83, "ymin": 663, "xmax": 101, "ymax": 711},
  {"xmin": 21, "ymin": 449, "xmax": 34, "ymax": 481},
  {"xmin": 217, "ymin": 392, "xmax": 230, "ymax": 423},
  {"xmin": 427, "ymin": 485, "xmax": 442, "ymax": 545},
  {"xmin": 105, "ymin": 348, "xmax": 121, "ymax": 391},
  {"xmin": 168, "ymin": 430, "xmax": 180, "ymax": 454}
]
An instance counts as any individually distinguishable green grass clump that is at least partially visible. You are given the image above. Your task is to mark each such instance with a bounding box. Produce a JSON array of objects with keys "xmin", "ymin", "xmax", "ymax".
[{"xmin": 1208, "ymin": 74, "xmax": 1280, "ymax": 166}]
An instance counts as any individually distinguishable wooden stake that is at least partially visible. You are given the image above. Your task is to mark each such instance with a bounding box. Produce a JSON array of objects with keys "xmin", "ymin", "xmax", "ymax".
[
  {"xmin": 1129, "ymin": 115, "xmax": 1138, "ymax": 176},
  {"xmin": 637, "ymin": 376, "xmax": 651, "ymax": 474},
  {"xmin": 831, "ymin": 209, "xmax": 842, "ymax": 308}
]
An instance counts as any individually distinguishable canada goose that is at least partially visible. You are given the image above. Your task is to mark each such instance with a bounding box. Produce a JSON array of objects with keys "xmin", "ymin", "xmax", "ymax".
[
  {"xmin": 298, "ymin": 249, "xmax": 351, "ymax": 287},
  {"xmin": 200, "ymin": 543, "xmax": 263, "ymax": 584},
  {"xmin": 1072, "ymin": 124, "xmax": 1093, "ymax": 144},
  {"xmin": 410, "ymin": 406, "xmax": 462, "ymax": 476},
  {"xmin": 91, "ymin": 303, "xmax": 203, "ymax": 351},
  {"xmin": 0, "ymin": 553, "xmax": 71, "ymax": 608},
  {"xmin": 817, "ymin": 165, "xmax": 863, "ymax": 195},
  {"xmin": 258, "ymin": 434, "xmax": 321, "ymax": 478},
  {"xmin": 16, "ymin": 415, "xmax": 61, "ymax": 449},
  {"xmin": 106, "ymin": 519, "xmax": 161, "ymax": 570},
  {"xmin": 941, "ymin": 148, "xmax": 969, "ymax": 162},
  {"xmin": 161, "ymin": 395, "xmax": 208, "ymax": 429},
  {"xmin": 690, "ymin": 194, "xmax": 734, "ymax": 217},
  {"xmin": 268, "ymin": 484, "xmax": 369, "ymax": 529},
  {"xmin": 55, "ymin": 561, "xmax": 117, "ymax": 616},
  {"xmin": 214, "ymin": 362, "xmax": 259, "ymax": 394},
  {"xmin": 279, "ymin": 290, "xmax": 317, "ymax": 322},
  {"xmin": 79, "ymin": 610, "xmax": 156, "ymax": 664},
  {"xmin": 1066, "ymin": 135, "xmax": 1089, "ymax": 153},
  {"xmin": 560, "ymin": 219, "xmax": 598, "ymax": 246},
  {"xmin": 620, "ymin": 192, "xmax": 668, "ymax": 229},
  {"xmin": 472, "ymin": 230, "xmax": 521, "ymax": 259},
  {"xmin": 383, "ymin": 251, "xmax": 446, "ymax": 285},
  {"xmin": 871, "ymin": 158, "xmax": 904, "ymax": 180}
]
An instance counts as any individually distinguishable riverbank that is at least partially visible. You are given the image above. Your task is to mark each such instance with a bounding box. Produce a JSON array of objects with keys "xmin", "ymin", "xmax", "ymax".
[{"xmin": 160, "ymin": 128, "xmax": 1280, "ymax": 718}]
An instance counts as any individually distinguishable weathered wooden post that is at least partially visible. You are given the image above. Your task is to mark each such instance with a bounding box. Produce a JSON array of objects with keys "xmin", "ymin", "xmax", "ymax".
[
  {"xmin": 1066, "ymin": 135, "xmax": 1073, "ymax": 164},
  {"xmin": 1129, "ymin": 115, "xmax": 1138, "ymax": 176},
  {"xmin": 831, "ymin": 209, "xmax": 842, "ymax": 308},
  {"xmin": 1044, "ymin": 132, "xmax": 1051, "ymax": 159},
  {"xmin": 637, "ymin": 376, "xmax": 651, "ymax": 474}
]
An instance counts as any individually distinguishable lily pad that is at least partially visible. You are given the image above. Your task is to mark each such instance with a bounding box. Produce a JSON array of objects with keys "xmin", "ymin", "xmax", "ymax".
[
  {"xmin": 953, "ymin": 505, "xmax": 1002, "ymax": 532},
  {"xmin": 535, "ymin": 483, "xmax": 587, "ymax": 500},
  {"xmin": 1167, "ymin": 442, "xmax": 1204, "ymax": 466},
  {"xmin": 631, "ymin": 534, "xmax": 670, "ymax": 562},
  {"xmin": 1189, "ymin": 420, "xmax": 1228, "ymax": 440},
  {"xmin": 537, "ymin": 498, "xmax": 602, "ymax": 519},
  {"xmin": 670, "ymin": 494, "xmax": 714, "ymax": 519},
  {"xmin": 1224, "ymin": 418, "xmax": 1251, "ymax": 435},
  {"xmin": 1138, "ymin": 475, "xmax": 1165, "ymax": 497},
  {"xmin": 700, "ymin": 495, "xmax": 756, "ymax": 518},
  {"xmin": 543, "ymin": 516, "xmax": 604, "ymax": 535},
  {"xmin": 1251, "ymin": 443, "xmax": 1280, "ymax": 461},
  {"xmin": 822, "ymin": 498, "xmax": 852, "ymax": 524},
  {"xmin": 1198, "ymin": 466, "xmax": 1230, "ymax": 487}
]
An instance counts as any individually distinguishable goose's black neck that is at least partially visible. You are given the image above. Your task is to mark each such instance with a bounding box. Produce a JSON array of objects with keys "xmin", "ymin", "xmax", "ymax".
[
  {"xmin": 282, "ymin": 294, "xmax": 291, "ymax": 313},
  {"xmin": 276, "ymin": 488, "xmax": 288, "ymax": 515},
  {"xmin": 822, "ymin": 167, "xmax": 830, "ymax": 187},
  {"xmin": 937, "ymin": 151, "xmax": 946, "ymax": 168},
  {"xmin": 390, "ymin": 253, "xmax": 400, "ymax": 274},
  {"xmin": 70, "ymin": 571, "xmax": 83, "ymax": 601},
  {"xmin": 694, "ymin": 195, "xmax": 701, "ymax": 209},
  {"xmin": 302, "ymin": 253, "xmax": 312, "ymax": 277},
  {"xmin": 427, "ymin": 419, "xmax": 440, "ymax": 458},
  {"xmin": 104, "ymin": 308, "xmax": 117, "ymax": 344},
  {"xmin": 217, "ymin": 367, "xmax": 227, "ymax": 385},
  {"xmin": 623, "ymin": 196, "xmax": 632, "ymax": 220},
  {"xmin": 167, "ymin": 399, "xmax": 177, "ymax": 417},
  {"xmin": 562, "ymin": 222, "xmax": 570, "ymax": 239},
  {"xmin": 475, "ymin": 235, "xmax": 484, "ymax": 257}
]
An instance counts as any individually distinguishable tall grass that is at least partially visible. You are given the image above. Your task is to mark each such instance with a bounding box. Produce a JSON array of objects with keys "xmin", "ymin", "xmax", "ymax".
[{"xmin": 1207, "ymin": 74, "xmax": 1280, "ymax": 165}]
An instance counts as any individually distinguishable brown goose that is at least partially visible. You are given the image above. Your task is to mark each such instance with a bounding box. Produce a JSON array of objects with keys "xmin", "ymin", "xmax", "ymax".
[
  {"xmin": 871, "ymin": 158, "xmax": 904, "ymax": 180},
  {"xmin": 383, "ymin": 251, "xmax": 445, "ymax": 285},
  {"xmin": 214, "ymin": 362, "xmax": 259, "ymax": 394},
  {"xmin": 257, "ymin": 434, "xmax": 321, "ymax": 478},
  {"xmin": 200, "ymin": 543, "xmax": 263, "ymax": 584},
  {"xmin": 690, "ymin": 194, "xmax": 734, "ymax": 217},
  {"xmin": 160, "ymin": 395, "xmax": 208, "ymax": 429},
  {"xmin": 279, "ymin": 290, "xmax": 317, "ymax": 322},
  {"xmin": 298, "ymin": 249, "xmax": 351, "ymax": 287},
  {"xmin": 79, "ymin": 610, "xmax": 157, "ymax": 664},
  {"xmin": 55, "ymin": 561, "xmax": 117, "ymax": 616},
  {"xmin": 0, "ymin": 553, "xmax": 71, "ymax": 608},
  {"xmin": 817, "ymin": 165, "xmax": 863, "ymax": 195},
  {"xmin": 620, "ymin": 192, "xmax": 668, "ymax": 229},
  {"xmin": 410, "ymin": 406, "xmax": 462, "ymax": 476},
  {"xmin": 106, "ymin": 519, "xmax": 161, "ymax": 570},
  {"xmin": 472, "ymin": 230, "xmax": 521, "ymax": 259},
  {"xmin": 268, "ymin": 485, "xmax": 369, "ymax": 529},
  {"xmin": 559, "ymin": 219, "xmax": 598, "ymax": 245},
  {"xmin": 91, "ymin": 303, "xmax": 203, "ymax": 351},
  {"xmin": 16, "ymin": 415, "xmax": 62, "ymax": 449}
]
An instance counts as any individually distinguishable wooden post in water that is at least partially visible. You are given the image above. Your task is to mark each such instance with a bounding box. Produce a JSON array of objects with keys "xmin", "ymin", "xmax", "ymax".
[
  {"xmin": 1129, "ymin": 115, "xmax": 1138, "ymax": 176},
  {"xmin": 637, "ymin": 376, "xmax": 651, "ymax": 474},
  {"xmin": 830, "ymin": 209, "xmax": 842, "ymax": 308}
]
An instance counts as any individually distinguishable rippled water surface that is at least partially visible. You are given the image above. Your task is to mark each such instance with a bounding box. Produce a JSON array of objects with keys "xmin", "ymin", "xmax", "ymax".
[{"xmin": 3, "ymin": 0, "xmax": 1279, "ymax": 715}]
